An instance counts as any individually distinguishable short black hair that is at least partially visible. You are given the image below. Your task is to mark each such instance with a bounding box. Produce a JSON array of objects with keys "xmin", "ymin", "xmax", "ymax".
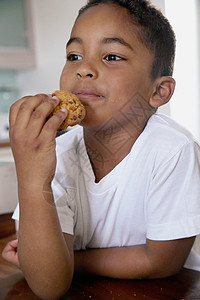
[{"xmin": 77, "ymin": 0, "xmax": 176, "ymax": 80}]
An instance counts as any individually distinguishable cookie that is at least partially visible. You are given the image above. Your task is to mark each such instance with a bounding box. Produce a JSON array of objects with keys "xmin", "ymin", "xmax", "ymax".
[{"xmin": 50, "ymin": 90, "xmax": 86, "ymax": 131}]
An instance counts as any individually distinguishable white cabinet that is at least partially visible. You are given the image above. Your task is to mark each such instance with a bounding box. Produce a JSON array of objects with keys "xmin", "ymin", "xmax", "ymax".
[
  {"xmin": 0, "ymin": 148, "xmax": 18, "ymax": 214},
  {"xmin": 0, "ymin": 0, "xmax": 36, "ymax": 69},
  {"xmin": 0, "ymin": 147, "xmax": 14, "ymax": 163},
  {"xmin": 0, "ymin": 163, "xmax": 18, "ymax": 214}
]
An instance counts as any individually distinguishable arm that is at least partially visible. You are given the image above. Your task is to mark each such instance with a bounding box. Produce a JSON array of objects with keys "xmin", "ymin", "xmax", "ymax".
[
  {"xmin": 74, "ymin": 237, "xmax": 195, "ymax": 279},
  {"xmin": 9, "ymin": 94, "xmax": 74, "ymax": 299}
]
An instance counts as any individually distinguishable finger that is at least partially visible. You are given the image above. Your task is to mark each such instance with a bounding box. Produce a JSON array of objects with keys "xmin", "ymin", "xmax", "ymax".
[
  {"xmin": 10, "ymin": 94, "xmax": 55, "ymax": 132},
  {"xmin": 15, "ymin": 94, "xmax": 54, "ymax": 131},
  {"xmin": 26, "ymin": 95, "xmax": 60, "ymax": 137},
  {"xmin": 9, "ymin": 239, "xmax": 18, "ymax": 249},
  {"xmin": 9, "ymin": 97, "xmax": 28, "ymax": 128},
  {"xmin": 2, "ymin": 240, "xmax": 20, "ymax": 267},
  {"xmin": 9, "ymin": 95, "xmax": 45, "ymax": 130},
  {"xmin": 41, "ymin": 108, "xmax": 68, "ymax": 140},
  {"xmin": 2, "ymin": 249, "xmax": 20, "ymax": 268},
  {"xmin": 2, "ymin": 240, "xmax": 17, "ymax": 256}
]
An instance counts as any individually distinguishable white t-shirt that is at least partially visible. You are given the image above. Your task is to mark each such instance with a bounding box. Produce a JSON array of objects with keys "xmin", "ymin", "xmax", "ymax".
[{"xmin": 13, "ymin": 114, "xmax": 200, "ymax": 271}]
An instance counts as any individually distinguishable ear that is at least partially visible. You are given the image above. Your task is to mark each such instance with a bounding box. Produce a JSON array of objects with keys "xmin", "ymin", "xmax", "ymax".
[{"xmin": 149, "ymin": 77, "xmax": 176, "ymax": 108}]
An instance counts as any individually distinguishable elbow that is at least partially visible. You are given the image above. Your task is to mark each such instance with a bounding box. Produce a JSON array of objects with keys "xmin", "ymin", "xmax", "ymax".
[
  {"xmin": 21, "ymin": 265, "xmax": 74, "ymax": 300},
  {"xmin": 35, "ymin": 288, "xmax": 70, "ymax": 300},
  {"xmin": 29, "ymin": 277, "xmax": 73, "ymax": 300},
  {"xmin": 19, "ymin": 253, "xmax": 74, "ymax": 299}
]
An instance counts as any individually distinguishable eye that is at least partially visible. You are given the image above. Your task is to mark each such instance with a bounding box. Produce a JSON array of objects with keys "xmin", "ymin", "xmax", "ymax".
[
  {"xmin": 67, "ymin": 54, "xmax": 82, "ymax": 61},
  {"xmin": 104, "ymin": 54, "xmax": 124, "ymax": 61}
]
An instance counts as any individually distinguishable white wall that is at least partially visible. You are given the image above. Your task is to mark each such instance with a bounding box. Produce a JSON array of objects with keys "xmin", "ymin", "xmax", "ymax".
[
  {"xmin": 151, "ymin": 0, "xmax": 165, "ymax": 12},
  {"xmin": 165, "ymin": 0, "xmax": 200, "ymax": 140},
  {"xmin": 17, "ymin": 0, "xmax": 86, "ymax": 97}
]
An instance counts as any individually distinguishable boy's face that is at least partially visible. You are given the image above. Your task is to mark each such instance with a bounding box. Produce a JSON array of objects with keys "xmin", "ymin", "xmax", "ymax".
[{"xmin": 60, "ymin": 4, "xmax": 155, "ymax": 129}]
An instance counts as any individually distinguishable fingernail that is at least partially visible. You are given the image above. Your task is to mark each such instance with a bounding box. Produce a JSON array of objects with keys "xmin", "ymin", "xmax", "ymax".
[
  {"xmin": 52, "ymin": 95, "xmax": 59, "ymax": 101},
  {"xmin": 60, "ymin": 108, "xmax": 68, "ymax": 114}
]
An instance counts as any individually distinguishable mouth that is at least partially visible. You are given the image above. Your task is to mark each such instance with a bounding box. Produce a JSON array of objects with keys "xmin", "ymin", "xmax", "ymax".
[{"xmin": 74, "ymin": 88, "xmax": 105, "ymax": 101}]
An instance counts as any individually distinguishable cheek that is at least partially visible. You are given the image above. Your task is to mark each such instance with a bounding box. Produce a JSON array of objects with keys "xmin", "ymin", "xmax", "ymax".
[
  {"xmin": 114, "ymin": 70, "xmax": 152, "ymax": 101},
  {"xmin": 108, "ymin": 72, "xmax": 136, "ymax": 102},
  {"xmin": 59, "ymin": 66, "xmax": 73, "ymax": 90}
]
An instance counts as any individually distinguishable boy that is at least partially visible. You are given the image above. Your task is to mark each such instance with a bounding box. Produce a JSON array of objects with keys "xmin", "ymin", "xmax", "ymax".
[{"xmin": 2, "ymin": 0, "xmax": 200, "ymax": 299}]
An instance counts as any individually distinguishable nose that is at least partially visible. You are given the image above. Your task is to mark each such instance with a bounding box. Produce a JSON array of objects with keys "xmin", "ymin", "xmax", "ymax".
[{"xmin": 76, "ymin": 61, "xmax": 98, "ymax": 79}]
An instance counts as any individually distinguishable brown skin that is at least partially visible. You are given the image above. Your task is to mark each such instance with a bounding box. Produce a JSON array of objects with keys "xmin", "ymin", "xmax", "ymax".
[{"xmin": 2, "ymin": 3, "xmax": 195, "ymax": 299}]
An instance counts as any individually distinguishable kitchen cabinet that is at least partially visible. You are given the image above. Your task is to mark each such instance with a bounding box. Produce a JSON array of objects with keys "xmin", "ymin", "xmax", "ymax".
[
  {"xmin": 0, "ymin": 0, "xmax": 35, "ymax": 69},
  {"xmin": 0, "ymin": 163, "xmax": 18, "ymax": 214},
  {"xmin": 0, "ymin": 147, "xmax": 18, "ymax": 215},
  {"xmin": 0, "ymin": 146, "xmax": 13, "ymax": 163}
]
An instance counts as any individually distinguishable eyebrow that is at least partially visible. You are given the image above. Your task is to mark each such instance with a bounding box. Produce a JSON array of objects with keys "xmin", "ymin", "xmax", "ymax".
[
  {"xmin": 102, "ymin": 37, "xmax": 134, "ymax": 51},
  {"xmin": 66, "ymin": 36, "xmax": 134, "ymax": 51},
  {"xmin": 66, "ymin": 37, "xmax": 82, "ymax": 47}
]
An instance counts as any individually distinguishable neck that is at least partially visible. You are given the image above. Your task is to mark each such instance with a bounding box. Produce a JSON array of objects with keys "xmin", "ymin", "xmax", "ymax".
[{"xmin": 83, "ymin": 118, "xmax": 146, "ymax": 182}]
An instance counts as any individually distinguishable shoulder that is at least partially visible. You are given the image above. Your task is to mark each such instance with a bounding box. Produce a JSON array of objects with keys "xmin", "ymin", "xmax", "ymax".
[
  {"xmin": 147, "ymin": 113, "xmax": 195, "ymax": 140},
  {"xmin": 145, "ymin": 113, "xmax": 198, "ymax": 150},
  {"xmin": 139, "ymin": 114, "xmax": 200, "ymax": 168}
]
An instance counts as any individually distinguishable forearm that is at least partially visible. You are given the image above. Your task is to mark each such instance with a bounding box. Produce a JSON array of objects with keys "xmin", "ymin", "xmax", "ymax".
[
  {"xmin": 18, "ymin": 186, "xmax": 74, "ymax": 299},
  {"xmin": 75, "ymin": 245, "xmax": 152, "ymax": 279},
  {"xmin": 74, "ymin": 237, "xmax": 194, "ymax": 280}
]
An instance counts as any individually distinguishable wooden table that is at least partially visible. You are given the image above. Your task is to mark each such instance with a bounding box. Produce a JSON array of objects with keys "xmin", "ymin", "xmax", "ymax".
[{"xmin": 1, "ymin": 235, "xmax": 200, "ymax": 300}]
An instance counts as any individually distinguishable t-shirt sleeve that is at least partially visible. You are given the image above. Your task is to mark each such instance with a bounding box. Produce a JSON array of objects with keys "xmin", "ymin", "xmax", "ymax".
[
  {"xmin": 51, "ymin": 177, "xmax": 75, "ymax": 235},
  {"xmin": 146, "ymin": 141, "xmax": 200, "ymax": 241},
  {"xmin": 12, "ymin": 203, "xmax": 19, "ymax": 220},
  {"xmin": 11, "ymin": 177, "xmax": 75, "ymax": 236}
]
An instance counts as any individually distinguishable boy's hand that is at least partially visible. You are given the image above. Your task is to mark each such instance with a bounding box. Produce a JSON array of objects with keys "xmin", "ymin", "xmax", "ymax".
[
  {"xmin": 2, "ymin": 239, "xmax": 20, "ymax": 268},
  {"xmin": 9, "ymin": 94, "xmax": 68, "ymax": 189}
]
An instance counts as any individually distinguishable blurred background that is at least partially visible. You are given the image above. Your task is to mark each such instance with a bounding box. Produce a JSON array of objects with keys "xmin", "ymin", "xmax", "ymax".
[{"xmin": 0, "ymin": 0, "xmax": 85, "ymax": 142}]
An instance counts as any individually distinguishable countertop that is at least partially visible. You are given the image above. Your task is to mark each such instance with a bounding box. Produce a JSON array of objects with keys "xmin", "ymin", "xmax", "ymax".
[{"xmin": 0, "ymin": 141, "xmax": 10, "ymax": 148}]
